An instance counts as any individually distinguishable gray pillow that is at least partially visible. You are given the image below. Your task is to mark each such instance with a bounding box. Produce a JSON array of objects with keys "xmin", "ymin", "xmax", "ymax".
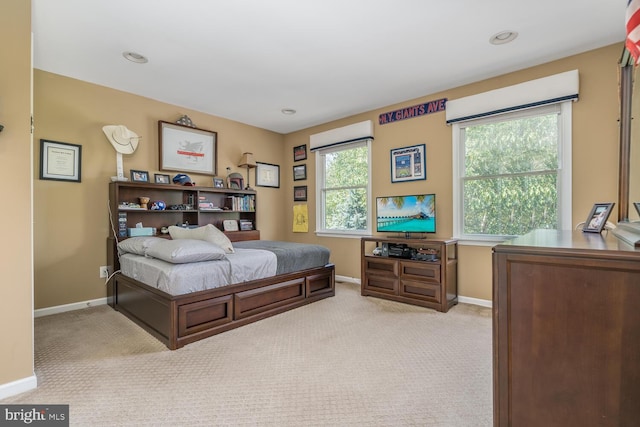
[
  {"xmin": 145, "ymin": 239, "xmax": 227, "ymax": 264},
  {"xmin": 117, "ymin": 236, "xmax": 164, "ymax": 256}
]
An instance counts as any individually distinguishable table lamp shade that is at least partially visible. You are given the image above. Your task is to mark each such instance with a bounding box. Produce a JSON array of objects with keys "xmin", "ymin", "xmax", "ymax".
[{"xmin": 238, "ymin": 152, "xmax": 256, "ymax": 168}]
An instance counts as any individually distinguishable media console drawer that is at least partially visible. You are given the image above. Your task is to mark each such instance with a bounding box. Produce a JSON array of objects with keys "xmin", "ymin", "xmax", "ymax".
[
  {"xmin": 364, "ymin": 257, "xmax": 398, "ymax": 276},
  {"xmin": 399, "ymin": 260, "xmax": 440, "ymax": 283}
]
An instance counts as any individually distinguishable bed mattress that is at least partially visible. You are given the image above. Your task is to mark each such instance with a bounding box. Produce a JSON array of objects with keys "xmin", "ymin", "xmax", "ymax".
[
  {"xmin": 119, "ymin": 240, "xmax": 331, "ymax": 296},
  {"xmin": 233, "ymin": 240, "xmax": 331, "ymax": 275}
]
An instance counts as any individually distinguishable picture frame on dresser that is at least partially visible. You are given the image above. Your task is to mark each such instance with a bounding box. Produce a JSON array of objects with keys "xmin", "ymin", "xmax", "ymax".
[
  {"xmin": 159, "ymin": 120, "xmax": 217, "ymax": 176},
  {"xmin": 582, "ymin": 202, "xmax": 614, "ymax": 233}
]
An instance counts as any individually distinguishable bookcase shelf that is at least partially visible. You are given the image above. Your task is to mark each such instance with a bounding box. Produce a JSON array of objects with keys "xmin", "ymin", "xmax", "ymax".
[{"xmin": 109, "ymin": 182, "xmax": 258, "ymax": 241}]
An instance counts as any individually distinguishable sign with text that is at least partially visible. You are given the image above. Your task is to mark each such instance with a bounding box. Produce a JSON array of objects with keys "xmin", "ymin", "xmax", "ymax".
[
  {"xmin": 379, "ymin": 98, "xmax": 447, "ymax": 125},
  {"xmin": 1, "ymin": 405, "xmax": 69, "ymax": 426}
]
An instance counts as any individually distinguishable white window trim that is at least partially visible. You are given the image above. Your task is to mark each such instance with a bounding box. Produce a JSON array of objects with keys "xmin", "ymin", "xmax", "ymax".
[
  {"xmin": 315, "ymin": 139, "xmax": 372, "ymax": 238},
  {"xmin": 452, "ymin": 102, "xmax": 572, "ymax": 243}
]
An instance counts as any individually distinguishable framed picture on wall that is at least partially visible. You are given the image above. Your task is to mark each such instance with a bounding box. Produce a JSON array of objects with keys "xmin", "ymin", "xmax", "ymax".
[
  {"xmin": 256, "ymin": 162, "xmax": 280, "ymax": 188},
  {"xmin": 294, "ymin": 144, "xmax": 307, "ymax": 161},
  {"xmin": 159, "ymin": 121, "xmax": 217, "ymax": 176},
  {"xmin": 293, "ymin": 164, "xmax": 307, "ymax": 181},
  {"xmin": 390, "ymin": 144, "xmax": 426, "ymax": 183},
  {"xmin": 294, "ymin": 185, "xmax": 307, "ymax": 201},
  {"xmin": 39, "ymin": 139, "xmax": 82, "ymax": 183}
]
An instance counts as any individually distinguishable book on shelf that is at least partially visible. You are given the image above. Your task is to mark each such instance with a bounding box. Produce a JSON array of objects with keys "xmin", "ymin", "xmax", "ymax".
[{"xmin": 225, "ymin": 194, "xmax": 255, "ymax": 211}]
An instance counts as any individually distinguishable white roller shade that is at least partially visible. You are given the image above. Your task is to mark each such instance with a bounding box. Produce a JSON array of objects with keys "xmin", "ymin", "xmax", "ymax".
[
  {"xmin": 310, "ymin": 120, "xmax": 374, "ymax": 151},
  {"xmin": 446, "ymin": 69, "xmax": 579, "ymax": 124}
]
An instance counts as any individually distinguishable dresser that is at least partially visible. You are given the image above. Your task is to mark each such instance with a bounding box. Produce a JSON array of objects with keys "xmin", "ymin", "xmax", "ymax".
[{"xmin": 492, "ymin": 229, "xmax": 640, "ymax": 426}]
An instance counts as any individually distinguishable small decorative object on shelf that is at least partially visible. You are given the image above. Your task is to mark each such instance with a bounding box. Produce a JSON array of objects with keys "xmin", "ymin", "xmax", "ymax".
[
  {"xmin": 150, "ymin": 201, "xmax": 166, "ymax": 210},
  {"xmin": 176, "ymin": 115, "xmax": 196, "ymax": 128},
  {"xmin": 138, "ymin": 197, "xmax": 150, "ymax": 209}
]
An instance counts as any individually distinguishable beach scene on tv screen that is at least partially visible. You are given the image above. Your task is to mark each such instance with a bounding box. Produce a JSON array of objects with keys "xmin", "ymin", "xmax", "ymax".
[{"xmin": 377, "ymin": 194, "xmax": 435, "ymax": 232}]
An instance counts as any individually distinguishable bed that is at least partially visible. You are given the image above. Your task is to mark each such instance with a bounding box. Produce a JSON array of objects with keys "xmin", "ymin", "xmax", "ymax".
[{"xmin": 107, "ymin": 230, "xmax": 335, "ymax": 350}]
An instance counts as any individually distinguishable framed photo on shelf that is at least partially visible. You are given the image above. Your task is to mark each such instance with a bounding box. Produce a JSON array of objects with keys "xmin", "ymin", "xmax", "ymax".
[
  {"xmin": 294, "ymin": 144, "xmax": 307, "ymax": 161},
  {"xmin": 159, "ymin": 120, "xmax": 217, "ymax": 176},
  {"xmin": 256, "ymin": 162, "xmax": 280, "ymax": 188},
  {"xmin": 131, "ymin": 170, "xmax": 150, "ymax": 183},
  {"xmin": 39, "ymin": 139, "xmax": 82, "ymax": 183},
  {"xmin": 634, "ymin": 202, "xmax": 640, "ymax": 217},
  {"xmin": 293, "ymin": 164, "xmax": 307, "ymax": 181},
  {"xmin": 154, "ymin": 173, "xmax": 170, "ymax": 184},
  {"xmin": 390, "ymin": 144, "xmax": 426, "ymax": 183},
  {"xmin": 213, "ymin": 177, "xmax": 225, "ymax": 188},
  {"xmin": 294, "ymin": 185, "xmax": 308, "ymax": 202},
  {"xmin": 582, "ymin": 202, "xmax": 615, "ymax": 233}
]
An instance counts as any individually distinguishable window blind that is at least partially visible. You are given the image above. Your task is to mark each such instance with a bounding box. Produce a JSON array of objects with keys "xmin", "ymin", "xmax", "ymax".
[
  {"xmin": 446, "ymin": 70, "xmax": 579, "ymax": 124},
  {"xmin": 310, "ymin": 120, "xmax": 374, "ymax": 151}
]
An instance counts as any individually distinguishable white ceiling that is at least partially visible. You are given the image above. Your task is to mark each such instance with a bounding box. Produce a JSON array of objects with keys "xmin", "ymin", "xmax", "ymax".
[{"xmin": 32, "ymin": 0, "xmax": 625, "ymax": 134}]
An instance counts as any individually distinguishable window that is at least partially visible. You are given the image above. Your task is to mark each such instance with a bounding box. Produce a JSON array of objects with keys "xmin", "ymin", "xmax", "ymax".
[
  {"xmin": 452, "ymin": 102, "xmax": 572, "ymax": 241},
  {"xmin": 315, "ymin": 140, "xmax": 371, "ymax": 237}
]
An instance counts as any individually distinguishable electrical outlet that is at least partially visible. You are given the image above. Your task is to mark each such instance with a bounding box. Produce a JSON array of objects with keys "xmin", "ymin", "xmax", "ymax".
[{"xmin": 99, "ymin": 266, "xmax": 109, "ymax": 278}]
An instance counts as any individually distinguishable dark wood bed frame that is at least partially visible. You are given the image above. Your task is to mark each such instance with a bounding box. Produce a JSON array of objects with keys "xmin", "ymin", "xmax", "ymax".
[{"xmin": 107, "ymin": 237, "xmax": 335, "ymax": 350}]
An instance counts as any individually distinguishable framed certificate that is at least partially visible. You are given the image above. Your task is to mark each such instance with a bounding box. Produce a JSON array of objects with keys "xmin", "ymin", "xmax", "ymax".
[{"xmin": 39, "ymin": 139, "xmax": 82, "ymax": 182}]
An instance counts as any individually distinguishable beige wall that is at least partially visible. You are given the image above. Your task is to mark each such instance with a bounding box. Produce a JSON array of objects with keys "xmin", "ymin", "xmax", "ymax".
[
  {"xmin": 0, "ymin": 0, "xmax": 34, "ymax": 387},
  {"xmin": 283, "ymin": 43, "xmax": 622, "ymax": 301},
  {"xmin": 33, "ymin": 72, "xmax": 285, "ymax": 309},
  {"xmin": 32, "ymin": 44, "xmax": 622, "ymax": 307}
]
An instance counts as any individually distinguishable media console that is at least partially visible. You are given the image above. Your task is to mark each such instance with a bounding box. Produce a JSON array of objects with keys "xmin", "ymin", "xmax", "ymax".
[{"xmin": 360, "ymin": 236, "xmax": 458, "ymax": 312}]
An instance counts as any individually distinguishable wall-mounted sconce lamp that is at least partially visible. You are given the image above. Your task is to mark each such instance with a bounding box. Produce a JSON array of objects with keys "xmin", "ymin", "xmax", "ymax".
[{"xmin": 238, "ymin": 152, "xmax": 257, "ymax": 190}]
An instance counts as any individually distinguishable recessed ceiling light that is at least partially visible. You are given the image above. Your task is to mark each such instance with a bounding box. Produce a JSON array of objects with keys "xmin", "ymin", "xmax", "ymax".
[
  {"xmin": 489, "ymin": 31, "xmax": 518, "ymax": 45},
  {"xmin": 122, "ymin": 51, "xmax": 148, "ymax": 64},
  {"xmin": 281, "ymin": 108, "xmax": 297, "ymax": 115}
]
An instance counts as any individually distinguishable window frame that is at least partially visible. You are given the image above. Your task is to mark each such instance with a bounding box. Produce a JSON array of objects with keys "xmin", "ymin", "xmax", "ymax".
[
  {"xmin": 315, "ymin": 139, "xmax": 372, "ymax": 238},
  {"xmin": 452, "ymin": 102, "xmax": 572, "ymax": 243}
]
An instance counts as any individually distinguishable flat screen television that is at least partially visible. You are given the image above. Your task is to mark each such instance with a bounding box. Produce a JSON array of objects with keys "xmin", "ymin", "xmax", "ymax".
[{"xmin": 376, "ymin": 194, "xmax": 436, "ymax": 237}]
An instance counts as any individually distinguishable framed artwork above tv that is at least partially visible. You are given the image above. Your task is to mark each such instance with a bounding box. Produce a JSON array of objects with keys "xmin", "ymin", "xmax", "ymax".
[{"xmin": 390, "ymin": 144, "xmax": 426, "ymax": 183}]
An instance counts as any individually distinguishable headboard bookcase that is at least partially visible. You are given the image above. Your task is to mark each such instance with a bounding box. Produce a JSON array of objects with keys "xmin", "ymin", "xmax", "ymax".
[{"xmin": 106, "ymin": 181, "xmax": 335, "ymax": 349}]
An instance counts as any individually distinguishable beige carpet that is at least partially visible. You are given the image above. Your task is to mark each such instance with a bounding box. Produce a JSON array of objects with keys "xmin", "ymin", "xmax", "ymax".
[{"xmin": 2, "ymin": 282, "xmax": 493, "ymax": 426}]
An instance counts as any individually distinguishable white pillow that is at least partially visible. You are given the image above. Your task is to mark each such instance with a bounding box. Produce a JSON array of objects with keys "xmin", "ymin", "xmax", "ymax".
[
  {"xmin": 168, "ymin": 224, "xmax": 234, "ymax": 253},
  {"xmin": 145, "ymin": 239, "xmax": 227, "ymax": 264},
  {"xmin": 117, "ymin": 236, "xmax": 164, "ymax": 256}
]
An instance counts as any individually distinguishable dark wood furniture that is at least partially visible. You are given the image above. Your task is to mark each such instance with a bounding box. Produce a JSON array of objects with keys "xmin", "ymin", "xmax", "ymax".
[
  {"xmin": 493, "ymin": 229, "xmax": 640, "ymax": 426},
  {"xmin": 107, "ymin": 182, "xmax": 335, "ymax": 350},
  {"xmin": 360, "ymin": 236, "xmax": 458, "ymax": 312},
  {"xmin": 110, "ymin": 181, "xmax": 259, "ymax": 241}
]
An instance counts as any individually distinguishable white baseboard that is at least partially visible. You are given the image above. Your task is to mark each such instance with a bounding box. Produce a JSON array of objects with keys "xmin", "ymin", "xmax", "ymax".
[
  {"xmin": 0, "ymin": 374, "xmax": 37, "ymax": 400},
  {"xmin": 335, "ymin": 275, "xmax": 360, "ymax": 285},
  {"xmin": 458, "ymin": 295, "xmax": 492, "ymax": 308},
  {"xmin": 34, "ymin": 297, "xmax": 108, "ymax": 318},
  {"xmin": 336, "ymin": 275, "xmax": 492, "ymax": 308}
]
